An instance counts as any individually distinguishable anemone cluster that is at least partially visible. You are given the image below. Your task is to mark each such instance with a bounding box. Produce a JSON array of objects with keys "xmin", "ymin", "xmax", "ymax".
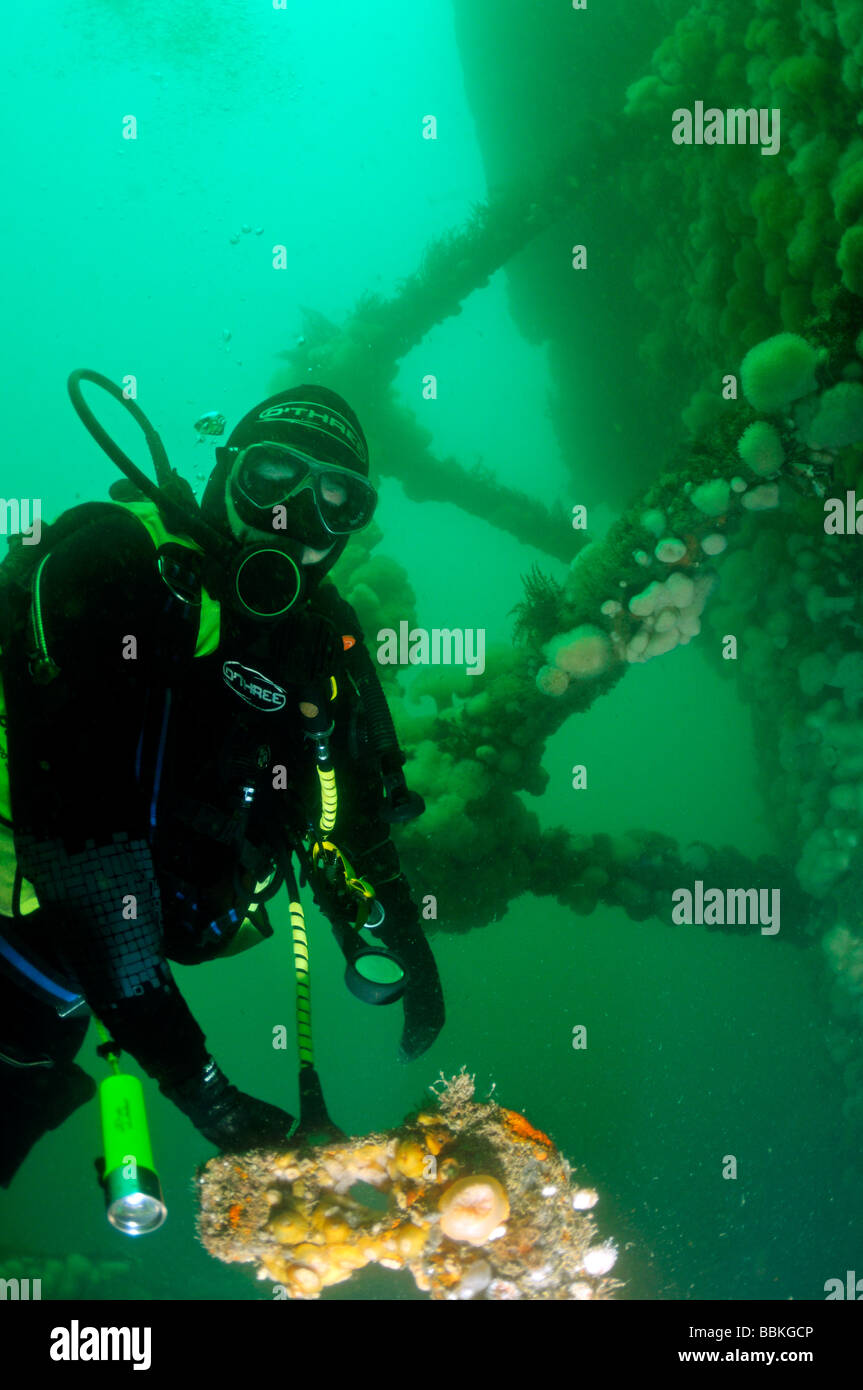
[
  {"xmin": 528, "ymin": 330, "xmax": 837, "ymax": 687},
  {"xmin": 696, "ymin": 326, "xmax": 863, "ymax": 1121},
  {"xmin": 623, "ymin": 0, "xmax": 863, "ymax": 443},
  {"xmin": 270, "ymin": 0, "xmax": 863, "ymax": 1129},
  {"xmin": 322, "ymin": 329, "xmax": 853, "ymax": 942},
  {"xmin": 198, "ymin": 1071, "xmax": 620, "ymax": 1301}
]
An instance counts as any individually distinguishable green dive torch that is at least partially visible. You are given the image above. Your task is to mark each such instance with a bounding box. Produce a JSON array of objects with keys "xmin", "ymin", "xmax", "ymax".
[{"xmin": 95, "ymin": 1019, "xmax": 167, "ymax": 1235}]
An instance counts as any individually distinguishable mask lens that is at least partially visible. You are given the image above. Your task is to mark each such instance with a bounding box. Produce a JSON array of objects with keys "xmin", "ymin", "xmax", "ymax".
[
  {"xmin": 237, "ymin": 444, "xmax": 306, "ymax": 508},
  {"xmin": 314, "ymin": 470, "xmax": 376, "ymax": 533}
]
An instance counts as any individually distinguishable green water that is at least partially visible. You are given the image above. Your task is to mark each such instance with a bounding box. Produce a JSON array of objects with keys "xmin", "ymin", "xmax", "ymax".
[{"xmin": 1, "ymin": 0, "xmax": 862, "ymax": 1302}]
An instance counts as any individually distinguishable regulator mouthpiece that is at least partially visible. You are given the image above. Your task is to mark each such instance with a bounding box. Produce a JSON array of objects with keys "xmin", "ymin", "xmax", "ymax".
[{"xmin": 232, "ymin": 545, "xmax": 304, "ymax": 619}]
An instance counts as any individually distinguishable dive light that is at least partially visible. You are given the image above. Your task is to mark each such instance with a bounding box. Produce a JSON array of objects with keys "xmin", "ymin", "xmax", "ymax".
[{"xmin": 96, "ymin": 1022, "xmax": 167, "ymax": 1235}]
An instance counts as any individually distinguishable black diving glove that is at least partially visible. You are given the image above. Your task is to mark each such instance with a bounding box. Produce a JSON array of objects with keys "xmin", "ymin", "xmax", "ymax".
[
  {"xmin": 160, "ymin": 1057, "xmax": 295, "ymax": 1152},
  {"xmin": 373, "ymin": 876, "xmax": 445, "ymax": 1061}
]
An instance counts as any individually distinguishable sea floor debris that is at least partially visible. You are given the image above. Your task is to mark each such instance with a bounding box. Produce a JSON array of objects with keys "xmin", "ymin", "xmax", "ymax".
[{"xmin": 197, "ymin": 1070, "xmax": 622, "ymax": 1301}]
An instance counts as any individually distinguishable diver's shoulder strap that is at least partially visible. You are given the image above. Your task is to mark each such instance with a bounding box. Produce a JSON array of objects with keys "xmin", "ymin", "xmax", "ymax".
[
  {"xmin": 1, "ymin": 498, "xmax": 221, "ymax": 657},
  {"xmin": 0, "ymin": 500, "xmax": 118, "ymax": 600},
  {"xmin": 0, "ymin": 502, "xmax": 128, "ymax": 662},
  {"xmin": 110, "ymin": 500, "xmax": 221, "ymax": 658},
  {"xmin": 0, "ymin": 498, "xmax": 221, "ymax": 666}
]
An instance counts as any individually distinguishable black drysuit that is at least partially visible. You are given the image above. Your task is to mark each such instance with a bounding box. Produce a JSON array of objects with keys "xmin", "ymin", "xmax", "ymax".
[{"xmin": 0, "ymin": 505, "xmax": 442, "ymax": 1183}]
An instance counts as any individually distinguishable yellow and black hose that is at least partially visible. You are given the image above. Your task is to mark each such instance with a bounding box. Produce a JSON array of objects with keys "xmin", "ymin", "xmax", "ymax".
[
  {"xmin": 283, "ymin": 853, "xmax": 343, "ymax": 1142},
  {"xmin": 289, "ymin": 896, "xmax": 313, "ymax": 1069}
]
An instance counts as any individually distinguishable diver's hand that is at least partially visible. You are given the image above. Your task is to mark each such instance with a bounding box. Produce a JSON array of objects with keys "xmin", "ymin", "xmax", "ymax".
[
  {"xmin": 161, "ymin": 1057, "xmax": 295, "ymax": 1152},
  {"xmin": 375, "ymin": 878, "xmax": 445, "ymax": 1061}
]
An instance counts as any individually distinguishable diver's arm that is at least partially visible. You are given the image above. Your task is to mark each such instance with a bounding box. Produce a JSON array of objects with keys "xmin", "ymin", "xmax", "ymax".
[
  {"xmin": 24, "ymin": 512, "xmax": 294, "ymax": 1143},
  {"xmin": 14, "ymin": 510, "xmax": 213, "ymax": 1084}
]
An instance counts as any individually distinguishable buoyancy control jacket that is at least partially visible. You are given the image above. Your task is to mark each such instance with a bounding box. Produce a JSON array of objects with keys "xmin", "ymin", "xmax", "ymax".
[{"xmin": 0, "ymin": 498, "xmax": 420, "ymax": 1087}]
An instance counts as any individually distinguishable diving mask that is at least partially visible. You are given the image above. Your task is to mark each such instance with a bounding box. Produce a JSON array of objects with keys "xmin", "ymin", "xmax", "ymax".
[{"xmin": 232, "ymin": 441, "xmax": 377, "ymax": 537}]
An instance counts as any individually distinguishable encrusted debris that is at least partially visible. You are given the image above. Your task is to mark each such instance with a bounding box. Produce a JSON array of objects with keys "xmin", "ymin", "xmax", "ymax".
[{"xmin": 197, "ymin": 1069, "xmax": 623, "ymax": 1301}]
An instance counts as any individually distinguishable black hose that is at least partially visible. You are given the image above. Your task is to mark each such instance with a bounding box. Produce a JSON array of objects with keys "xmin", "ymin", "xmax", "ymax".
[
  {"xmin": 66, "ymin": 369, "xmax": 233, "ymax": 565},
  {"xmin": 345, "ymin": 639, "xmax": 425, "ymax": 822},
  {"xmin": 67, "ymin": 369, "xmax": 173, "ymax": 489},
  {"xmin": 347, "ymin": 639, "xmax": 400, "ymax": 757}
]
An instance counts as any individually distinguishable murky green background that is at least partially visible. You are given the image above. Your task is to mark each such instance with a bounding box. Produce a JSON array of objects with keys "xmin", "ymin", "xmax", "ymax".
[{"xmin": 1, "ymin": 1, "xmax": 860, "ymax": 1300}]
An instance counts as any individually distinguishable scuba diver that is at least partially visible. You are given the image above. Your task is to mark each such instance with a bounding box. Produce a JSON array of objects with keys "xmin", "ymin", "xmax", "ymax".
[{"xmin": 0, "ymin": 377, "xmax": 444, "ymax": 1189}]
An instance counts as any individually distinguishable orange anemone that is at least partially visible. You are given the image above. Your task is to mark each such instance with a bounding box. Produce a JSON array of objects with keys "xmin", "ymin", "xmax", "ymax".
[{"xmin": 499, "ymin": 1108, "xmax": 553, "ymax": 1149}]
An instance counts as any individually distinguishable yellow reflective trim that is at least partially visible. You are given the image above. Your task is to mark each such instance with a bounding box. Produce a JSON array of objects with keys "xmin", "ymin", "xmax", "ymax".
[
  {"xmin": 330, "ymin": 676, "xmax": 337, "ymax": 700},
  {"xmin": 194, "ymin": 596, "xmax": 221, "ymax": 658},
  {"xmin": 117, "ymin": 499, "xmax": 199, "ymax": 551},
  {"xmin": 213, "ymin": 916, "xmax": 267, "ymax": 958},
  {"xmin": 0, "ymin": 824, "xmax": 40, "ymax": 915},
  {"xmin": 351, "ymin": 885, "xmax": 372, "ymax": 900},
  {"xmin": 346, "ymin": 876, "xmax": 375, "ymax": 900}
]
